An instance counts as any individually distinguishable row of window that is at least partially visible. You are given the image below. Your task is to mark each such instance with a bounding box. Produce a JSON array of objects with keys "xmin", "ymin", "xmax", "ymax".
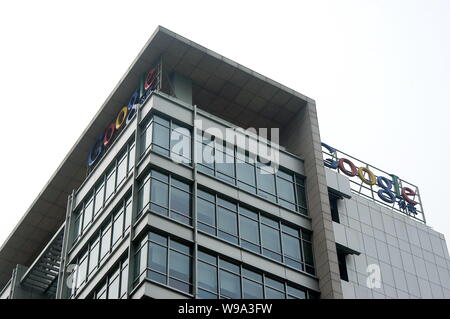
[
  {"xmin": 73, "ymin": 139, "xmax": 135, "ymax": 244},
  {"xmin": 197, "ymin": 189, "xmax": 315, "ymax": 274},
  {"xmin": 91, "ymin": 257, "xmax": 129, "ymax": 299},
  {"xmin": 70, "ymin": 194, "xmax": 132, "ymax": 297},
  {"xmin": 139, "ymin": 113, "xmax": 307, "ymax": 216},
  {"xmin": 136, "ymin": 168, "xmax": 315, "ymax": 274},
  {"xmin": 197, "ymin": 251, "xmax": 319, "ymax": 299},
  {"xmin": 196, "ymin": 134, "xmax": 307, "ymax": 215},
  {"xmin": 140, "ymin": 114, "xmax": 191, "ymax": 164},
  {"xmin": 134, "ymin": 232, "xmax": 193, "ymax": 294},
  {"xmin": 137, "ymin": 169, "xmax": 192, "ymax": 225},
  {"xmin": 133, "ymin": 231, "xmax": 318, "ymax": 299}
]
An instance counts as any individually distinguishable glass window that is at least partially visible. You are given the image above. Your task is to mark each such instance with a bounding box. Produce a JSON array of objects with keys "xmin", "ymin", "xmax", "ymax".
[
  {"xmin": 257, "ymin": 164, "xmax": 276, "ymax": 201},
  {"xmin": 198, "ymin": 261, "xmax": 217, "ymax": 293},
  {"xmin": 282, "ymin": 233, "xmax": 302, "ymax": 269},
  {"xmin": 169, "ymin": 250, "xmax": 191, "ymax": 291},
  {"xmin": 76, "ymin": 253, "xmax": 88, "ymax": 288},
  {"xmin": 120, "ymin": 262, "xmax": 128, "ymax": 298},
  {"xmin": 100, "ymin": 226, "xmax": 111, "ymax": 260},
  {"xmin": 215, "ymin": 143, "xmax": 235, "ymax": 183},
  {"xmin": 128, "ymin": 143, "xmax": 135, "ymax": 172},
  {"xmin": 197, "ymin": 134, "xmax": 214, "ymax": 174},
  {"xmin": 151, "ymin": 179, "xmax": 168, "ymax": 215},
  {"xmin": 197, "ymin": 198, "xmax": 215, "ymax": 228},
  {"xmin": 217, "ymin": 207, "xmax": 238, "ymax": 244},
  {"xmin": 138, "ymin": 178, "xmax": 150, "ymax": 214},
  {"xmin": 287, "ymin": 285, "xmax": 306, "ymax": 299},
  {"xmin": 303, "ymin": 241, "xmax": 314, "ymax": 267},
  {"xmin": 239, "ymin": 215, "xmax": 259, "ymax": 251},
  {"xmin": 88, "ymin": 240, "xmax": 100, "ymax": 275},
  {"xmin": 243, "ymin": 278, "xmax": 263, "ymax": 299},
  {"xmin": 153, "ymin": 122, "xmax": 170, "ymax": 156},
  {"xmin": 105, "ymin": 167, "xmax": 116, "ymax": 200},
  {"xmin": 265, "ymin": 287, "xmax": 285, "ymax": 299},
  {"xmin": 236, "ymin": 156, "xmax": 256, "ymax": 193},
  {"xmin": 220, "ymin": 270, "xmax": 241, "ymax": 298},
  {"xmin": 82, "ymin": 197, "xmax": 94, "ymax": 231},
  {"xmin": 277, "ymin": 174, "xmax": 296, "ymax": 210},
  {"xmin": 149, "ymin": 244, "xmax": 167, "ymax": 275},
  {"xmin": 94, "ymin": 183, "xmax": 105, "ymax": 215},
  {"xmin": 108, "ymin": 273, "xmax": 120, "ymax": 299},
  {"xmin": 261, "ymin": 224, "xmax": 281, "ymax": 261},
  {"xmin": 170, "ymin": 124, "xmax": 191, "ymax": 164},
  {"xmin": 112, "ymin": 210, "xmax": 124, "ymax": 246},
  {"xmin": 170, "ymin": 185, "xmax": 191, "ymax": 222},
  {"xmin": 141, "ymin": 120, "xmax": 152, "ymax": 155},
  {"xmin": 124, "ymin": 197, "xmax": 132, "ymax": 230},
  {"xmin": 116, "ymin": 153, "xmax": 127, "ymax": 187},
  {"xmin": 73, "ymin": 210, "xmax": 82, "ymax": 240}
]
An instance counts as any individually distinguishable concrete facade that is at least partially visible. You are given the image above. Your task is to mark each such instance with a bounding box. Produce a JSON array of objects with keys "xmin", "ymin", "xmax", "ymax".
[{"xmin": 326, "ymin": 168, "xmax": 450, "ymax": 298}]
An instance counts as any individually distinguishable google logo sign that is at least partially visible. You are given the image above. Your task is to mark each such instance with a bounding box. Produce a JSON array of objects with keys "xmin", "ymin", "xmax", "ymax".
[
  {"xmin": 87, "ymin": 67, "xmax": 158, "ymax": 167},
  {"xmin": 321, "ymin": 143, "xmax": 418, "ymax": 213}
]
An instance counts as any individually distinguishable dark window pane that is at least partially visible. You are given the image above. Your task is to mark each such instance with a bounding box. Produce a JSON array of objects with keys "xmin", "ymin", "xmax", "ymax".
[
  {"xmin": 198, "ymin": 198, "xmax": 215, "ymax": 227},
  {"xmin": 170, "ymin": 187, "xmax": 190, "ymax": 217},
  {"xmin": 217, "ymin": 207, "xmax": 237, "ymax": 236},
  {"xmin": 170, "ymin": 240, "xmax": 190, "ymax": 255},
  {"xmin": 151, "ymin": 179, "xmax": 168, "ymax": 214},
  {"xmin": 303, "ymin": 241, "xmax": 314, "ymax": 266},
  {"xmin": 198, "ymin": 251, "xmax": 217, "ymax": 265},
  {"xmin": 296, "ymin": 185, "xmax": 307, "ymax": 209},
  {"xmin": 287, "ymin": 285, "xmax": 306, "ymax": 299},
  {"xmin": 282, "ymin": 233, "xmax": 302, "ymax": 261},
  {"xmin": 153, "ymin": 123, "xmax": 170, "ymax": 155},
  {"xmin": 198, "ymin": 289, "xmax": 218, "ymax": 299},
  {"xmin": 242, "ymin": 268, "xmax": 263, "ymax": 282},
  {"xmin": 265, "ymin": 287, "xmax": 285, "ymax": 299},
  {"xmin": 169, "ymin": 250, "xmax": 191, "ymax": 282},
  {"xmin": 277, "ymin": 176, "xmax": 295, "ymax": 203},
  {"xmin": 261, "ymin": 224, "xmax": 281, "ymax": 253},
  {"xmin": 265, "ymin": 277, "xmax": 284, "ymax": 291},
  {"xmin": 149, "ymin": 232, "xmax": 168, "ymax": 246},
  {"xmin": 149, "ymin": 244, "xmax": 167, "ymax": 274},
  {"xmin": 198, "ymin": 261, "xmax": 217, "ymax": 292},
  {"xmin": 257, "ymin": 165, "xmax": 275, "ymax": 195},
  {"xmin": 240, "ymin": 216, "xmax": 259, "ymax": 245},
  {"xmin": 219, "ymin": 270, "xmax": 241, "ymax": 298},
  {"xmin": 236, "ymin": 159, "xmax": 256, "ymax": 187},
  {"xmin": 219, "ymin": 259, "xmax": 240, "ymax": 274},
  {"xmin": 243, "ymin": 279, "xmax": 263, "ymax": 299}
]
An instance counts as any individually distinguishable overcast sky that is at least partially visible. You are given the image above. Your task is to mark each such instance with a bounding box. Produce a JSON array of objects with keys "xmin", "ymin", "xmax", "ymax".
[{"xmin": 0, "ymin": 0, "xmax": 449, "ymax": 249}]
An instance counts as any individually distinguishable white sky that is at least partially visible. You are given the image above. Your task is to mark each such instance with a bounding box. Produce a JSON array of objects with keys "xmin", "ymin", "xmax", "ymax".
[{"xmin": 0, "ymin": 0, "xmax": 449, "ymax": 248}]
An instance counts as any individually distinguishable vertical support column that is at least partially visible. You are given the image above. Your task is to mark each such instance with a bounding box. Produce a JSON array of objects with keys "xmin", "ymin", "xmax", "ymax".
[
  {"xmin": 283, "ymin": 100, "xmax": 343, "ymax": 299},
  {"xmin": 192, "ymin": 104, "xmax": 198, "ymax": 299}
]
